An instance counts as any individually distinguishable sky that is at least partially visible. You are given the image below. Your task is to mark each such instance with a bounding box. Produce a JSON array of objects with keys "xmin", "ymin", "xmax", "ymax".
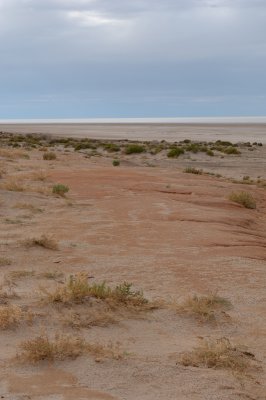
[{"xmin": 0, "ymin": 0, "xmax": 266, "ymax": 119}]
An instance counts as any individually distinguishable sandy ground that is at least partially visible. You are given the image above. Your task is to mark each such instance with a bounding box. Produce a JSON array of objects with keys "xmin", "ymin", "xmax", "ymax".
[
  {"xmin": 0, "ymin": 136, "xmax": 266, "ymax": 400},
  {"xmin": 1, "ymin": 122, "xmax": 266, "ymax": 143}
]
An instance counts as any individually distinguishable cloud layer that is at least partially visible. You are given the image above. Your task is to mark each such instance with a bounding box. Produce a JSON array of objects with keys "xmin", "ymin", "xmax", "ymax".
[{"xmin": 0, "ymin": 0, "xmax": 265, "ymax": 117}]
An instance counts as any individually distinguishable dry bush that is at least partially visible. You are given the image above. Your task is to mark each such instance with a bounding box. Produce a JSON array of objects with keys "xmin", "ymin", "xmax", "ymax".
[
  {"xmin": 18, "ymin": 333, "xmax": 123, "ymax": 362},
  {"xmin": 0, "ymin": 305, "xmax": 23, "ymax": 329},
  {"xmin": 43, "ymin": 152, "xmax": 56, "ymax": 160},
  {"xmin": 31, "ymin": 170, "xmax": 48, "ymax": 181},
  {"xmin": 23, "ymin": 235, "xmax": 58, "ymax": 250},
  {"xmin": 180, "ymin": 337, "xmax": 257, "ymax": 374},
  {"xmin": 0, "ymin": 257, "xmax": 12, "ymax": 267},
  {"xmin": 1, "ymin": 179, "xmax": 25, "ymax": 192},
  {"xmin": 44, "ymin": 274, "xmax": 149, "ymax": 310},
  {"xmin": 229, "ymin": 191, "xmax": 256, "ymax": 209},
  {"xmin": 176, "ymin": 293, "xmax": 232, "ymax": 321}
]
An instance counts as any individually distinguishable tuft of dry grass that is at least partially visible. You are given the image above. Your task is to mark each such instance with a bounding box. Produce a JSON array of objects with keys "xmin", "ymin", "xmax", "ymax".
[
  {"xmin": 176, "ymin": 293, "xmax": 231, "ymax": 321},
  {"xmin": 43, "ymin": 274, "xmax": 149, "ymax": 309},
  {"xmin": 23, "ymin": 235, "xmax": 58, "ymax": 250},
  {"xmin": 229, "ymin": 191, "xmax": 256, "ymax": 209},
  {"xmin": 180, "ymin": 337, "xmax": 257, "ymax": 374},
  {"xmin": 31, "ymin": 170, "xmax": 48, "ymax": 181},
  {"xmin": 0, "ymin": 305, "xmax": 23, "ymax": 329},
  {"xmin": 1, "ymin": 179, "xmax": 25, "ymax": 192},
  {"xmin": 8, "ymin": 270, "xmax": 35, "ymax": 281},
  {"xmin": 0, "ymin": 257, "xmax": 12, "ymax": 267},
  {"xmin": 18, "ymin": 333, "xmax": 123, "ymax": 362},
  {"xmin": 39, "ymin": 271, "xmax": 64, "ymax": 280},
  {"xmin": 63, "ymin": 307, "xmax": 117, "ymax": 329}
]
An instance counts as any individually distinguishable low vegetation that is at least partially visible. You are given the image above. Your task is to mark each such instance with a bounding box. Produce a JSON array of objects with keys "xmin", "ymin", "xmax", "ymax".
[
  {"xmin": 167, "ymin": 147, "xmax": 184, "ymax": 158},
  {"xmin": 52, "ymin": 183, "xmax": 69, "ymax": 196},
  {"xmin": 18, "ymin": 333, "xmax": 123, "ymax": 362},
  {"xmin": 23, "ymin": 235, "xmax": 59, "ymax": 250},
  {"xmin": 43, "ymin": 152, "xmax": 56, "ymax": 160},
  {"xmin": 0, "ymin": 257, "xmax": 12, "ymax": 267},
  {"xmin": 180, "ymin": 337, "xmax": 257, "ymax": 373},
  {"xmin": 184, "ymin": 167, "xmax": 203, "ymax": 175},
  {"xmin": 1, "ymin": 179, "xmax": 25, "ymax": 192},
  {"xmin": 0, "ymin": 305, "xmax": 23, "ymax": 329},
  {"xmin": 43, "ymin": 274, "xmax": 149, "ymax": 308},
  {"xmin": 229, "ymin": 191, "xmax": 256, "ymax": 209},
  {"xmin": 125, "ymin": 144, "xmax": 145, "ymax": 154},
  {"xmin": 112, "ymin": 159, "xmax": 120, "ymax": 166},
  {"xmin": 176, "ymin": 293, "xmax": 231, "ymax": 321}
]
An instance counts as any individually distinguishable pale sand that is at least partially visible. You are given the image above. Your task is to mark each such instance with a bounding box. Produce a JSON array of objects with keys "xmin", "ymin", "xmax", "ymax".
[{"xmin": 1, "ymin": 122, "xmax": 266, "ymax": 143}]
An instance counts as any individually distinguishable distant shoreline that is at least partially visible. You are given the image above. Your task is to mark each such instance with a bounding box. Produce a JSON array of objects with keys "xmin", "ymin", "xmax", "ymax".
[{"xmin": 1, "ymin": 121, "xmax": 266, "ymax": 143}]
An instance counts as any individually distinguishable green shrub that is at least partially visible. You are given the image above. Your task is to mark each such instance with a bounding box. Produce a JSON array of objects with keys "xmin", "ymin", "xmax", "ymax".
[
  {"xmin": 104, "ymin": 143, "xmax": 120, "ymax": 152},
  {"xmin": 206, "ymin": 149, "xmax": 214, "ymax": 156},
  {"xmin": 112, "ymin": 159, "xmax": 120, "ymax": 166},
  {"xmin": 223, "ymin": 146, "xmax": 241, "ymax": 155},
  {"xmin": 43, "ymin": 152, "xmax": 56, "ymax": 160},
  {"xmin": 167, "ymin": 147, "xmax": 184, "ymax": 158},
  {"xmin": 125, "ymin": 144, "xmax": 145, "ymax": 154},
  {"xmin": 52, "ymin": 184, "xmax": 69, "ymax": 197},
  {"xmin": 229, "ymin": 191, "xmax": 256, "ymax": 209}
]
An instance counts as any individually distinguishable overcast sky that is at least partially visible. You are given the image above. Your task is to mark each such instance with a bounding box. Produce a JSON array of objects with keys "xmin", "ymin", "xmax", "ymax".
[{"xmin": 0, "ymin": 0, "xmax": 265, "ymax": 118}]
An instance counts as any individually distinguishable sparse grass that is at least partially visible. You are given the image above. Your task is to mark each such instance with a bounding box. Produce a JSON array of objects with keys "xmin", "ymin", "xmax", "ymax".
[
  {"xmin": 43, "ymin": 274, "xmax": 149, "ymax": 308},
  {"xmin": 176, "ymin": 293, "xmax": 231, "ymax": 321},
  {"xmin": 0, "ymin": 305, "xmax": 23, "ymax": 329},
  {"xmin": 43, "ymin": 152, "xmax": 56, "ymax": 160},
  {"xmin": 184, "ymin": 167, "xmax": 203, "ymax": 175},
  {"xmin": 1, "ymin": 179, "xmax": 25, "ymax": 192},
  {"xmin": 125, "ymin": 144, "xmax": 145, "ymax": 154},
  {"xmin": 39, "ymin": 271, "xmax": 64, "ymax": 280},
  {"xmin": 180, "ymin": 337, "xmax": 257, "ymax": 374},
  {"xmin": 23, "ymin": 235, "xmax": 58, "ymax": 250},
  {"xmin": 0, "ymin": 257, "xmax": 12, "ymax": 267},
  {"xmin": 0, "ymin": 148, "xmax": 28, "ymax": 159},
  {"xmin": 63, "ymin": 307, "xmax": 117, "ymax": 329},
  {"xmin": 8, "ymin": 270, "xmax": 35, "ymax": 281},
  {"xmin": 13, "ymin": 203, "xmax": 43, "ymax": 212},
  {"xmin": 229, "ymin": 191, "xmax": 256, "ymax": 209},
  {"xmin": 103, "ymin": 143, "xmax": 120, "ymax": 153},
  {"xmin": 52, "ymin": 183, "xmax": 69, "ymax": 196},
  {"xmin": 18, "ymin": 333, "xmax": 123, "ymax": 362}
]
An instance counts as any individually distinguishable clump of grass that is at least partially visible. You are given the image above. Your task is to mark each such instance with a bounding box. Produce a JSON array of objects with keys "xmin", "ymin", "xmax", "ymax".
[
  {"xmin": 0, "ymin": 257, "xmax": 11, "ymax": 267},
  {"xmin": 184, "ymin": 167, "xmax": 203, "ymax": 175},
  {"xmin": 32, "ymin": 170, "xmax": 48, "ymax": 181},
  {"xmin": 223, "ymin": 146, "xmax": 241, "ymax": 155},
  {"xmin": 44, "ymin": 274, "xmax": 148, "ymax": 308},
  {"xmin": 176, "ymin": 293, "xmax": 231, "ymax": 321},
  {"xmin": 0, "ymin": 305, "xmax": 23, "ymax": 329},
  {"xmin": 1, "ymin": 180, "xmax": 25, "ymax": 192},
  {"xmin": 8, "ymin": 270, "xmax": 35, "ymax": 281},
  {"xmin": 112, "ymin": 159, "xmax": 120, "ymax": 166},
  {"xmin": 180, "ymin": 337, "xmax": 256, "ymax": 373},
  {"xmin": 125, "ymin": 144, "xmax": 145, "ymax": 154},
  {"xmin": 18, "ymin": 334, "xmax": 86, "ymax": 362},
  {"xmin": 167, "ymin": 147, "xmax": 184, "ymax": 158},
  {"xmin": 64, "ymin": 307, "xmax": 117, "ymax": 329},
  {"xmin": 23, "ymin": 235, "xmax": 58, "ymax": 250},
  {"xmin": 206, "ymin": 149, "xmax": 214, "ymax": 156},
  {"xmin": 18, "ymin": 333, "xmax": 123, "ymax": 362},
  {"xmin": 0, "ymin": 148, "xmax": 28, "ymax": 159},
  {"xmin": 43, "ymin": 152, "xmax": 56, "ymax": 160},
  {"xmin": 52, "ymin": 183, "xmax": 69, "ymax": 196},
  {"xmin": 229, "ymin": 191, "xmax": 256, "ymax": 209}
]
